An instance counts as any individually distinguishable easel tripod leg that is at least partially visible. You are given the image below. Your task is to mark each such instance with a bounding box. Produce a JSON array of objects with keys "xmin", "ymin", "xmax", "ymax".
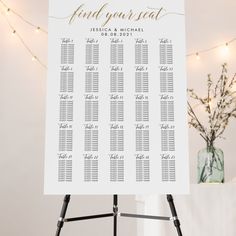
[
  {"xmin": 167, "ymin": 195, "xmax": 182, "ymax": 236},
  {"xmin": 113, "ymin": 195, "xmax": 118, "ymax": 236},
  {"xmin": 55, "ymin": 195, "xmax": 71, "ymax": 236}
]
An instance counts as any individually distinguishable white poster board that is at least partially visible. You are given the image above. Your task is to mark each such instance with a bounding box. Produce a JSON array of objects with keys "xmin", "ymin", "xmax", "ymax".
[{"xmin": 44, "ymin": 0, "xmax": 189, "ymax": 194}]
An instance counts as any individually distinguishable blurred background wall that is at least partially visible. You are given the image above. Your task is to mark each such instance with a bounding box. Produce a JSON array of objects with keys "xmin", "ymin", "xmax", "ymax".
[{"xmin": 0, "ymin": 0, "xmax": 236, "ymax": 235}]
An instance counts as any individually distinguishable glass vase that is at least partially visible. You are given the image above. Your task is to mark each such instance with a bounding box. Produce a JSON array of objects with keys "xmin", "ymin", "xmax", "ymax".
[{"xmin": 197, "ymin": 145, "xmax": 224, "ymax": 183}]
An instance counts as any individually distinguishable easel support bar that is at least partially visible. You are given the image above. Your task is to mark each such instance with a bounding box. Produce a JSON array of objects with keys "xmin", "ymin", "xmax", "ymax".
[
  {"xmin": 120, "ymin": 213, "xmax": 171, "ymax": 221},
  {"xmin": 167, "ymin": 195, "xmax": 182, "ymax": 236},
  {"xmin": 55, "ymin": 194, "xmax": 183, "ymax": 236},
  {"xmin": 55, "ymin": 195, "xmax": 71, "ymax": 236},
  {"xmin": 113, "ymin": 195, "xmax": 118, "ymax": 236},
  {"xmin": 64, "ymin": 213, "xmax": 114, "ymax": 222}
]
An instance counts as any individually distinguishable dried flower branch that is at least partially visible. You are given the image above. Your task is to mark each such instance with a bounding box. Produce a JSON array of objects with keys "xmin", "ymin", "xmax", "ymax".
[{"xmin": 188, "ymin": 63, "xmax": 236, "ymax": 146}]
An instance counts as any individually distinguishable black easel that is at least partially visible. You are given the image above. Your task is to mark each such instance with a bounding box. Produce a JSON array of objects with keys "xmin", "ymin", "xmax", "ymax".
[{"xmin": 55, "ymin": 194, "xmax": 182, "ymax": 236}]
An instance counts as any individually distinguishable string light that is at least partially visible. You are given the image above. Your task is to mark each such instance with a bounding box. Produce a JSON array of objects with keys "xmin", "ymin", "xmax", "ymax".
[
  {"xmin": 0, "ymin": 0, "xmax": 236, "ymax": 69},
  {"xmin": 223, "ymin": 43, "xmax": 229, "ymax": 54},
  {"xmin": 35, "ymin": 26, "xmax": 41, "ymax": 33},
  {"xmin": 0, "ymin": 10, "xmax": 46, "ymax": 68},
  {"xmin": 225, "ymin": 42, "xmax": 229, "ymax": 51},
  {"xmin": 0, "ymin": 0, "xmax": 47, "ymax": 34},
  {"xmin": 196, "ymin": 52, "xmax": 200, "ymax": 60},
  {"xmin": 187, "ymin": 38, "xmax": 236, "ymax": 60},
  {"xmin": 32, "ymin": 56, "xmax": 37, "ymax": 61}
]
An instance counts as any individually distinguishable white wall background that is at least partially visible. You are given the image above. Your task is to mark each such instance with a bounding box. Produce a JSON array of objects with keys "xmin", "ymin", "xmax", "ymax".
[
  {"xmin": 0, "ymin": 0, "xmax": 236, "ymax": 235},
  {"xmin": 185, "ymin": 0, "xmax": 236, "ymax": 184}
]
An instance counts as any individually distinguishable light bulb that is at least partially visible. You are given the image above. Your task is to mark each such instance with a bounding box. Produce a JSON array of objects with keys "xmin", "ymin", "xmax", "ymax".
[
  {"xmin": 220, "ymin": 42, "xmax": 230, "ymax": 57},
  {"xmin": 196, "ymin": 52, "xmax": 200, "ymax": 60},
  {"xmin": 6, "ymin": 8, "xmax": 10, "ymax": 15},
  {"xmin": 224, "ymin": 43, "xmax": 229, "ymax": 53},
  {"xmin": 35, "ymin": 26, "xmax": 40, "ymax": 33},
  {"xmin": 208, "ymin": 100, "xmax": 212, "ymax": 109}
]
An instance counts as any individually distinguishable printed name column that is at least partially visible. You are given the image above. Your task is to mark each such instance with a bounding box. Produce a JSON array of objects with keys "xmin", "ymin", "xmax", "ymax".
[
  {"xmin": 84, "ymin": 38, "xmax": 99, "ymax": 182},
  {"xmin": 58, "ymin": 38, "xmax": 74, "ymax": 182},
  {"xmin": 134, "ymin": 38, "xmax": 150, "ymax": 182},
  {"xmin": 109, "ymin": 38, "xmax": 125, "ymax": 182},
  {"xmin": 159, "ymin": 38, "xmax": 176, "ymax": 182}
]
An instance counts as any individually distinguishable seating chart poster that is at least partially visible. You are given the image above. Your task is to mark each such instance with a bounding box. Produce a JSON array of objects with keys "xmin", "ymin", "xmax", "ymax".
[{"xmin": 44, "ymin": 0, "xmax": 189, "ymax": 194}]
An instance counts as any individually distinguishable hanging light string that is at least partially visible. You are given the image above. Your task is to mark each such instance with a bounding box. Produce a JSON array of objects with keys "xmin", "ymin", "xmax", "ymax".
[
  {"xmin": 0, "ymin": 0, "xmax": 47, "ymax": 34},
  {"xmin": 0, "ymin": 10, "xmax": 47, "ymax": 68},
  {"xmin": 0, "ymin": 0, "xmax": 236, "ymax": 68},
  {"xmin": 187, "ymin": 38, "xmax": 236, "ymax": 59}
]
